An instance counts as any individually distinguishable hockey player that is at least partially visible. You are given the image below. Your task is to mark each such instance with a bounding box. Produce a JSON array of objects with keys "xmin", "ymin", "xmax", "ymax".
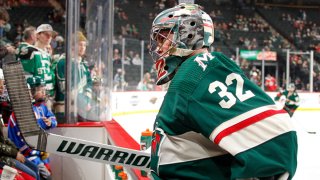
[
  {"xmin": 274, "ymin": 83, "xmax": 300, "ymax": 117},
  {"xmin": 149, "ymin": 3, "xmax": 297, "ymax": 180},
  {"xmin": 8, "ymin": 76, "xmax": 57, "ymax": 180}
]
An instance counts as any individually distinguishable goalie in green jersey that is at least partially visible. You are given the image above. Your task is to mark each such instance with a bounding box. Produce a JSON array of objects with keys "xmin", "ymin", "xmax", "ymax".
[{"xmin": 149, "ymin": 3, "xmax": 297, "ymax": 180}]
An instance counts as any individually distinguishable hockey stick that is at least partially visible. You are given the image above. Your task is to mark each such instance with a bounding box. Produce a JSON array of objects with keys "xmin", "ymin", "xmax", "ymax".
[
  {"xmin": 275, "ymin": 98, "xmax": 316, "ymax": 134},
  {"xmin": 3, "ymin": 61, "xmax": 151, "ymax": 171},
  {"xmin": 26, "ymin": 133, "xmax": 151, "ymax": 171},
  {"xmin": 291, "ymin": 115, "xmax": 317, "ymax": 134}
]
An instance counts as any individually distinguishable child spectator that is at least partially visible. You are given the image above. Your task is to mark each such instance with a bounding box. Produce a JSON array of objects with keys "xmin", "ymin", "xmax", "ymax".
[
  {"xmin": 8, "ymin": 76, "xmax": 57, "ymax": 180},
  {"xmin": 0, "ymin": 74, "xmax": 39, "ymax": 180}
]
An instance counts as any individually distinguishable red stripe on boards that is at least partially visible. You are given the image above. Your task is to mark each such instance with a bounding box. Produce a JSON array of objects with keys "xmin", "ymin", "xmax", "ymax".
[{"xmin": 102, "ymin": 119, "xmax": 150, "ymax": 180}]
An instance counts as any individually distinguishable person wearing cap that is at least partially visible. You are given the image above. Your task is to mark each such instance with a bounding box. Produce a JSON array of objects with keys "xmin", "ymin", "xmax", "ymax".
[
  {"xmin": 54, "ymin": 31, "xmax": 92, "ymax": 122},
  {"xmin": 8, "ymin": 76, "xmax": 57, "ymax": 180},
  {"xmin": 18, "ymin": 24, "xmax": 56, "ymax": 111}
]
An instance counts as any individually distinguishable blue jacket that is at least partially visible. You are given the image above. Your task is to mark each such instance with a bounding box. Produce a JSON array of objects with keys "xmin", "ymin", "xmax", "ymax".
[{"xmin": 7, "ymin": 102, "xmax": 57, "ymax": 165}]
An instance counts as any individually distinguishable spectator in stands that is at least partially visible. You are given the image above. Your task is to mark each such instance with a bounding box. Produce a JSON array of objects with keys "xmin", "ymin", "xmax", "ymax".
[
  {"xmin": 0, "ymin": 44, "xmax": 15, "ymax": 68},
  {"xmin": 274, "ymin": 83, "xmax": 300, "ymax": 117},
  {"xmin": 294, "ymin": 77, "xmax": 303, "ymax": 90},
  {"xmin": 113, "ymin": 48, "xmax": 121, "ymax": 64},
  {"xmin": 0, "ymin": 7, "xmax": 15, "ymax": 60},
  {"xmin": 143, "ymin": 71, "xmax": 154, "ymax": 90},
  {"xmin": 15, "ymin": 26, "xmax": 37, "ymax": 61},
  {"xmin": 300, "ymin": 60, "xmax": 309, "ymax": 88},
  {"xmin": 0, "ymin": 118, "xmax": 40, "ymax": 180},
  {"xmin": 238, "ymin": 36, "xmax": 244, "ymax": 46},
  {"xmin": 132, "ymin": 53, "xmax": 142, "ymax": 65},
  {"xmin": 138, "ymin": 0, "xmax": 144, "ymax": 8},
  {"xmin": 8, "ymin": 76, "xmax": 57, "ymax": 180},
  {"xmin": 137, "ymin": 71, "xmax": 154, "ymax": 91},
  {"xmin": 249, "ymin": 65, "xmax": 261, "ymax": 86},
  {"xmin": 0, "ymin": 69, "xmax": 12, "ymax": 124},
  {"xmin": 55, "ymin": 31, "xmax": 92, "ymax": 122},
  {"xmin": 9, "ymin": 24, "xmax": 23, "ymax": 47},
  {"xmin": 136, "ymin": 80, "xmax": 147, "ymax": 91},
  {"xmin": 132, "ymin": 24, "xmax": 139, "ymax": 38},
  {"xmin": 113, "ymin": 68, "xmax": 127, "ymax": 91},
  {"xmin": 53, "ymin": 35, "xmax": 64, "ymax": 55},
  {"xmin": 265, "ymin": 74, "xmax": 277, "ymax": 91},
  {"xmin": 0, "ymin": 8, "xmax": 15, "ymax": 68},
  {"xmin": 240, "ymin": 59, "xmax": 250, "ymax": 78},
  {"xmin": 0, "ymin": 8, "xmax": 11, "ymax": 46},
  {"xmin": 314, "ymin": 73, "xmax": 320, "ymax": 92},
  {"xmin": 35, "ymin": 24, "xmax": 56, "ymax": 97},
  {"xmin": 18, "ymin": 24, "xmax": 56, "ymax": 111},
  {"xmin": 0, "ymin": 70, "xmax": 40, "ymax": 180}
]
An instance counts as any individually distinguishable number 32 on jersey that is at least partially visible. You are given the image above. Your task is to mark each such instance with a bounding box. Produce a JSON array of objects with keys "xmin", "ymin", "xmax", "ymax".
[{"xmin": 208, "ymin": 73, "xmax": 255, "ymax": 109}]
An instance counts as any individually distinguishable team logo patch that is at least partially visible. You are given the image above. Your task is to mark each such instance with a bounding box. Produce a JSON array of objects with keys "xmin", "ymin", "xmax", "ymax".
[{"xmin": 151, "ymin": 127, "xmax": 165, "ymax": 156}]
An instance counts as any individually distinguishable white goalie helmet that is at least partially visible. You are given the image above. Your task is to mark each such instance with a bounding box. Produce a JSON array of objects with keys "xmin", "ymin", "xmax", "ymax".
[{"xmin": 149, "ymin": 3, "xmax": 214, "ymax": 85}]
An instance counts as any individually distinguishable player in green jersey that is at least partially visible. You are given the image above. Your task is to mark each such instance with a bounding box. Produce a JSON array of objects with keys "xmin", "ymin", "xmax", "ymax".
[
  {"xmin": 274, "ymin": 83, "xmax": 300, "ymax": 117},
  {"xmin": 149, "ymin": 3, "xmax": 298, "ymax": 180}
]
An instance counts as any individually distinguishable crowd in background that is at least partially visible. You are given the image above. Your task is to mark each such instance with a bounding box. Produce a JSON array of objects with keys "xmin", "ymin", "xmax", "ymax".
[
  {"xmin": 0, "ymin": 0, "xmax": 319, "ymax": 179},
  {"xmin": 1, "ymin": 0, "xmax": 320, "ymax": 92}
]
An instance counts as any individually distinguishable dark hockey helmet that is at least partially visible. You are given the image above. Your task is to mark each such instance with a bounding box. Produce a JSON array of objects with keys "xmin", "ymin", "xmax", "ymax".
[{"xmin": 149, "ymin": 3, "xmax": 214, "ymax": 85}]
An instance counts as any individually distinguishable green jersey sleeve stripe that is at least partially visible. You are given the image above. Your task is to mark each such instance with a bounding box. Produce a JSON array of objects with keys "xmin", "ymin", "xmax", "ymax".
[
  {"xmin": 213, "ymin": 108, "xmax": 288, "ymax": 144},
  {"xmin": 210, "ymin": 104, "xmax": 282, "ymax": 141},
  {"xmin": 218, "ymin": 113, "xmax": 294, "ymax": 155}
]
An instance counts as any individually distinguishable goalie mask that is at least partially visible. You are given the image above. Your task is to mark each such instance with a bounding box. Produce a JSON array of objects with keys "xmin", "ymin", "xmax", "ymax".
[{"xmin": 149, "ymin": 3, "xmax": 214, "ymax": 85}]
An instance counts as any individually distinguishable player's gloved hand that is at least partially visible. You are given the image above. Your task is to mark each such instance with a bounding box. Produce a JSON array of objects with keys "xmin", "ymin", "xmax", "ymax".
[{"xmin": 40, "ymin": 151, "xmax": 50, "ymax": 160}]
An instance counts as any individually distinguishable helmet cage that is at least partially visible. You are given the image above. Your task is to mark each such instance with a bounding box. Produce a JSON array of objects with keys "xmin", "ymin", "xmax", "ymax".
[{"xmin": 149, "ymin": 26, "xmax": 177, "ymax": 62}]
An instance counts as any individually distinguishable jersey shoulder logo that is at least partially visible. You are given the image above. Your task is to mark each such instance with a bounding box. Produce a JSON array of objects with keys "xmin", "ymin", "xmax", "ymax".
[{"xmin": 193, "ymin": 53, "xmax": 215, "ymax": 71}]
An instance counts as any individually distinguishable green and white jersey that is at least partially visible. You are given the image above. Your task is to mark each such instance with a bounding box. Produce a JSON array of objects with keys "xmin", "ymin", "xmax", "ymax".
[
  {"xmin": 274, "ymin": 90, "xmax": 300, "ymax": 110},
  {"xmin": 55, "ymin": 55, "xmax": 92, "ymax": 103},
  {"xmin": 151, "ymin": 52, "xmax": 297, "ymax": 180},
  {"xmin": 17, "ymin": 44, "xmax": 55, "ymax": 97},
  {"xmin": 15, "ymin": 42, "xmax": 36, "ymax": 62}
]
